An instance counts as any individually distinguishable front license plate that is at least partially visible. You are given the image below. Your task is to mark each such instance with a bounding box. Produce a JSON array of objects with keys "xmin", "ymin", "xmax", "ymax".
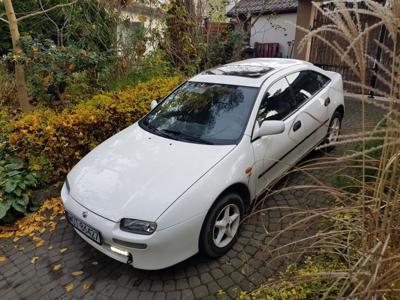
[{"xmin": 66, "ymin": 211, "xmax": 102, "ymax": 244}]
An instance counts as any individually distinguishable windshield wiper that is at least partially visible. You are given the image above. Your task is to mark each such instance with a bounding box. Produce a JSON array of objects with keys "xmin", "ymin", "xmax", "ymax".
[
  {"xmin": 143, "ymin": 122, "xmax": 179, "ymax": 141},
  {"xmin": 161, "ymin": 129, "xmax": 214, "ymax": 145}
]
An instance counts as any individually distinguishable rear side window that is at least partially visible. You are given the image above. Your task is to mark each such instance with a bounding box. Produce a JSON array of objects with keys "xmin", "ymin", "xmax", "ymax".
[
  {"xmin": 257, "ymin": 78, "xmax": 294, "ymax": 123},
  {"xmin": 286, "ymin": 71, "xmax": 330, "ymax": 109}
]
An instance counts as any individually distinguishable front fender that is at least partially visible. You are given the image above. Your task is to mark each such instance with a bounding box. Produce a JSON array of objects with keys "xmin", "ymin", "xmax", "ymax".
[{"xmin": 156, "ymin": 136, "xmax": 256, "ymax": 230}]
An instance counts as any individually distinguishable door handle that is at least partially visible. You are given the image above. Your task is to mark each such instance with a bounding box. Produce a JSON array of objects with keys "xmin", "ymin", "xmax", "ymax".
[
  {"xmin": 324, "ymin": 97, "xmax": 331, "ymax": 106},
  {"xmin": 293, "ymin": 120, "xmax": 302, "ymax": 132}
]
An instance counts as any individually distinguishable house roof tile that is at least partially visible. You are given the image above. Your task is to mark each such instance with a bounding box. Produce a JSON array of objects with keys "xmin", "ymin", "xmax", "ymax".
[{"xmin": 227, "ymin": 0, "xmax": 298, "ymax": 16}]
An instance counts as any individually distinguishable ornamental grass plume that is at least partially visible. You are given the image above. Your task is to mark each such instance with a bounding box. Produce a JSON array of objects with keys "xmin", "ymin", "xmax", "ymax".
[{"xmin": 247, "ymin": 1, "xmax": 400, "ymax": 298}]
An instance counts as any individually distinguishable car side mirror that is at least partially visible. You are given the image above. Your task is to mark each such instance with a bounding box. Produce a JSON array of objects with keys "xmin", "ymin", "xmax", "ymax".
[
  {"xmin": 253, "ymin": 120, "xmax": 285, "ymax": 139},
  {"xmin": 150, "ymin": 100, "xmax": 158, "ymax": 110}
]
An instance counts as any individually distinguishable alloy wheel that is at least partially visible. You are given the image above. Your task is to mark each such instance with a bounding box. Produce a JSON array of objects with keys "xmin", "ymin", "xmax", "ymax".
[
  {"xmin": 328, "ymin": 117, "xmax": 341, "ymax": 144},
  {"xmin": 212, "ymin": 203, "xmax": 240, "ymax": 248}
]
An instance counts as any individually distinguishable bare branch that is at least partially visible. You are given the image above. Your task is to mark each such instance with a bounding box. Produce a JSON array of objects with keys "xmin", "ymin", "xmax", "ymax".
[
  {"xmin": 0, "ymin": 17, "xmax": 9, "ymax": 24},
  {"xmin": 16, "ymin": 0, "xmax": 78, "ymax": 22}
]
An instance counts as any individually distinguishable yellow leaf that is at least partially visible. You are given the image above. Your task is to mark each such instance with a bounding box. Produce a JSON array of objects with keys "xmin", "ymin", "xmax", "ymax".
[
  {"xmin": 59, "ymin": 247, "xmax": 68, "ymax": 254},
  {"xmin": 138, "ymin": 15, "xmax": 147, "ymax": 22},
  {"xmin": 0, "ymin": 231, "xmax": 14, "ymax": 238},
  {"xmin": 52, "ymin": 264, "xmax": 62, "ymax": 271},
  {"xmin": 48, "ymin": 245, "xmax": 53, "ymax": 250},
  {"xmin": 0, "ymin": 256, "xmax": 6, "ymax": 262},
  {"xmin": 31, "ymin": 256, "xmax": 39, "ymax": 264},
  {"xmin": 32, "ymin": 164, "xmax": 42, "ymax": 171},
  {"xmin": 33, "ymin": 236, "xmax": 45, "ymax": 248},
  {"xmin": 91, "ymin": 261, "xmax": 98, "ymax": 265},
  {"xmin": 72, "ymin": 271, "xmax": 84, "ymax": 276},
  {"xmin": 65, "ymin": 283, "xmax": 74, "ymax": 293},
  {"xmin": 83, "ymin": 283, "xmax": 91, "ymax": 290}
]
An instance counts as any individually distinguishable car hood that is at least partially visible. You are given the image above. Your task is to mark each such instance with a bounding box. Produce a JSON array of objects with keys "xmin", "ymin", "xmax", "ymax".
[{"xmin": 68, "ymin": 123, "xmax": 235, "ymax": 222}]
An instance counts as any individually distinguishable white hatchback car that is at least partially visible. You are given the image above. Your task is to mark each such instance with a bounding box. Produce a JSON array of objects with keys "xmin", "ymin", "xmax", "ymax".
[{"xmin": 61, "ymin": 58, "xmax": 344, "ymax": 270}]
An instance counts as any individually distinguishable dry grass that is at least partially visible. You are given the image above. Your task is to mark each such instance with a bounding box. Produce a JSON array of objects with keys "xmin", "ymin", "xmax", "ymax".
[{"xmin": 248, "ymin": 1, "xmax": 400, "ymax": 299}]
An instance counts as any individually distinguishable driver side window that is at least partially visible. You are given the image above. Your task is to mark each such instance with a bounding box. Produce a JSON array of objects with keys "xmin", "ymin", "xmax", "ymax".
[{"xmin": 257, "ymin": 78, "xmax": 294, "ymax": 124}]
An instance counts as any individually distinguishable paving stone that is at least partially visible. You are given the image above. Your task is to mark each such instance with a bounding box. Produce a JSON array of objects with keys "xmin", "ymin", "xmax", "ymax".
[
  {"xmin": 217, "ymin": 276, "xmax": 234, "ymax": 290},
  {"xmin": 154, "ymin": 292, "xmax": 166, "ymax": 300},
  {"xmin": 193, "ymin": 285, "xmax": 208, "ymax": 299},
  {"xmin": 138, "ymin": 291, "xmax": 155, "ymax": 300},
  {"xmin": 113, "ymin": 287, "xmax": 130, "ymax": 299},
  {"xmin": 151, "ymin": 280, "xmax": 163, "ymax": 292},
  {"xmin": 200, "ymin": 273, "xmax": 213, "ymax": 284},
  {"xmin": 166, "ymin": 291, "xmax": 181, "ymax": 300},
  {"xmin": 176, "ymin": 278, "xmax": 189, "ymax": 290},
  {"xmin": 181, "ymin": 289, "xmax": 195, "ymax": 300},
  {"xmin": 207, "ymin": 281, "xmax": 221, "ymax": 295},
  {"xmin": 188, "ymin": 276, "xmax": 201, "ymax": 288}
]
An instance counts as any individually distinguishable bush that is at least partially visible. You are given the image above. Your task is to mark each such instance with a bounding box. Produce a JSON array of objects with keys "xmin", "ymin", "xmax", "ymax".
[
  {"xmin": 0, "ymin": 158, "xmax": 39, "ymax": 222},
  {"xmin": 8, "ymin": 75, "xmax": 184, "ymax": 181},
  {"xmin": 0, "ymin": 64, "xmax": 16, "ymax": 106},
  {"xmin": 104, "ymin": 49, "xmax": 174, "ymax": 91},
  {"xmin": 6, "ymin": 38, "xmax": 113, "ymax": 104}
]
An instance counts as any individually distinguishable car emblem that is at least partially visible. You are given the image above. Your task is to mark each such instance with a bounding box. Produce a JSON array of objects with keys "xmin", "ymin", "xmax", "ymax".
[{"xmin": 82, "ymin": 211, "xmax": 88, "ymax": 218}]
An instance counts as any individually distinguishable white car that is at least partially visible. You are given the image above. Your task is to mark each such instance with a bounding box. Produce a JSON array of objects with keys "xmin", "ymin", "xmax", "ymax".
[{"xmin": 61, "ymin": 58, "xmax": 344, "ymax": 270}]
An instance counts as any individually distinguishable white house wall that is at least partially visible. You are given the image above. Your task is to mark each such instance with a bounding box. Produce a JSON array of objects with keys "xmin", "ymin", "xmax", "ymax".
[
  {"xmin": 118, "ymin": 10, "xmax": 165, "ymax": 54},
  {"xmin": 250, "ymin": 13, "xmax": 297, "ymax": 58}
]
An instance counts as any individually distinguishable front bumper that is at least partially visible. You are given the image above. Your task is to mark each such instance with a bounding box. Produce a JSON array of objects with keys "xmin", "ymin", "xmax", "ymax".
[{"xmin": 61, "ymin": 186, "xmax": 206, "ymax": 270}]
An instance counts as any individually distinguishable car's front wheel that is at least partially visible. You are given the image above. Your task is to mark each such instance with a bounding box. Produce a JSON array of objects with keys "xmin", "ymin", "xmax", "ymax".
[{"xmin": 200, "ymin": 193, "xmax": 244, "ymax": 258}]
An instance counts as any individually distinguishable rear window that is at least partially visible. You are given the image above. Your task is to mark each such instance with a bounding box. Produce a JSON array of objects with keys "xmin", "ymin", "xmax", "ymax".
[{"xmin": 286, "ymin": 71, "xmax": 330, "ymax": 109}]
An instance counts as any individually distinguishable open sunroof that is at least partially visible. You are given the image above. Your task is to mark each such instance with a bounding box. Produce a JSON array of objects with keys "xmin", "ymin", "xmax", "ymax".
[{"xmin": 204, "ymin": 64, "xmax": 274, "ymax": 78}]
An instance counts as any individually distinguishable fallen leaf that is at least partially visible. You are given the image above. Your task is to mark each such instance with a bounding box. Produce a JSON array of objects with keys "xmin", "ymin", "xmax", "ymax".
[
  {"xmin": 83, "ymin": 283, "xmax": 91, "ymax": 290},
  {"xmin": 48, "ymin": 245, "xmax": 53, "ymax": 250},
  {"xmin": 72, "ymin": 271, "xmax": 84, "ymax": 276},
  {"xmin": 0, "ymin": 256, "xmax": 6, "ymax": 262},
  {"xmin": 13, "ymin": 237, "xmax": 20, "ymax": 242},
  {"xmin": 52, "ymin": 264, "xmax": 62, "ymax": 271},
  {"xmin": 31, "ymin": 256, "xmax": 39, "ymax": 264},
  {"xmin": 59, "ymin": 247, "xmax": 68, "ymax": 254},
  {"xmin": 65, "ymin": 283, "xmax": 74, "ymax": 293},
  {"xmin": 33, "ymin": 236, "xmax": 45, "ymax": 248},
  {"xmin": 91, "ymin": 261, "xmax": 98, "ymax": 266},
  {"xmin": 0, "ymin": 231, "xmax": 14, "ymax": 238}
]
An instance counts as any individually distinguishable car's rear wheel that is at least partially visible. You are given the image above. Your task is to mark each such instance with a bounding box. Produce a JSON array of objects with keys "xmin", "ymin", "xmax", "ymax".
[
  {"xmin": 323, "ymin": 111, "xmax": 342, "ymax": 152},
  {"xmin": 200, "ymin": 193, "xmax": 244, "ymax": 258}
]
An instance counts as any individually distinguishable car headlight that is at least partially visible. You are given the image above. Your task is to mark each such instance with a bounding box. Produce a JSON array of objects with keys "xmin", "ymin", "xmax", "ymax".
[{"xmin": 120, "ymin": 218, "xmax": 157, "ymax": 235}]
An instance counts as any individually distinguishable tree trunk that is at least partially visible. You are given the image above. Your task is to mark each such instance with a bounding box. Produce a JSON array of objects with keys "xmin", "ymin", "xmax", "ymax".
[{"xmin": 4, "ymin": 0, "xmax": 32, "ymax": 112}]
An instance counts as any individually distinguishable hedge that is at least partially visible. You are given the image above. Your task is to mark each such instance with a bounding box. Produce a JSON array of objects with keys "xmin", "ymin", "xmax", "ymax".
[{"xmin": 8, "ymin": 76, "xmax": 184, "ymax": 181}]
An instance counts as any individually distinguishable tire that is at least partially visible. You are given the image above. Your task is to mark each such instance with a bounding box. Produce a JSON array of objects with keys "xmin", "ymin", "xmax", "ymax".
[
  {"xmin": 323, "ymin": 111, "xmax": 343, "ymax": 153},
  {"xmin": 199, "ymin": 193, "xmax": 245, "ymax": 258}
]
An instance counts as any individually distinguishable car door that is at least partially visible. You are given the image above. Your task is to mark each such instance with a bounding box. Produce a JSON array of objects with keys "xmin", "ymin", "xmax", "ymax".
[
  {"xmin": 286, "ymin": 70, "xmax": 331, "ymax": 157},
  {"xmin": 252, "ymin": 77, "xmax": 300, "ymax": 196}
]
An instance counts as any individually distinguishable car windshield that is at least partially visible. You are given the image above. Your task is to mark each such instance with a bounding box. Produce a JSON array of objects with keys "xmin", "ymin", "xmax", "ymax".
[{"xmin": 139, "ymin": 82, "xmax": 259, "ymax": 145}]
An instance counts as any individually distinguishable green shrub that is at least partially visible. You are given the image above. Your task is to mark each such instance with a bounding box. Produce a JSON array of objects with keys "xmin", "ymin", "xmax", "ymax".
[
  {"xmin": 8, "ymin": 75, "xmax": 184, "ymax": 181},
  {"xmin": 7, "ymin": 38, "xmax": 113, "ymax": 104},
  {"xmin": 104, "ymin": 50, "xmax": 174, "ymax": 91},
  {"xmin": 0, "ymin": 158, "xmax": 39, "ymax": 222}
]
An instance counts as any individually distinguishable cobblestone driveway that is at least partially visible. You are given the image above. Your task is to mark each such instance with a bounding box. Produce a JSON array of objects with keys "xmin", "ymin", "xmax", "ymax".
[{"xmin": 0, "ymin": 99, "xmax": 384, "ymax": 300}]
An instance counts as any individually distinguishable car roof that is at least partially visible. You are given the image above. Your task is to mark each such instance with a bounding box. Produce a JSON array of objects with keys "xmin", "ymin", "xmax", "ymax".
[{"xmin": 189, "ymin": 58, "xmax": 313, "ymax": 88}]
